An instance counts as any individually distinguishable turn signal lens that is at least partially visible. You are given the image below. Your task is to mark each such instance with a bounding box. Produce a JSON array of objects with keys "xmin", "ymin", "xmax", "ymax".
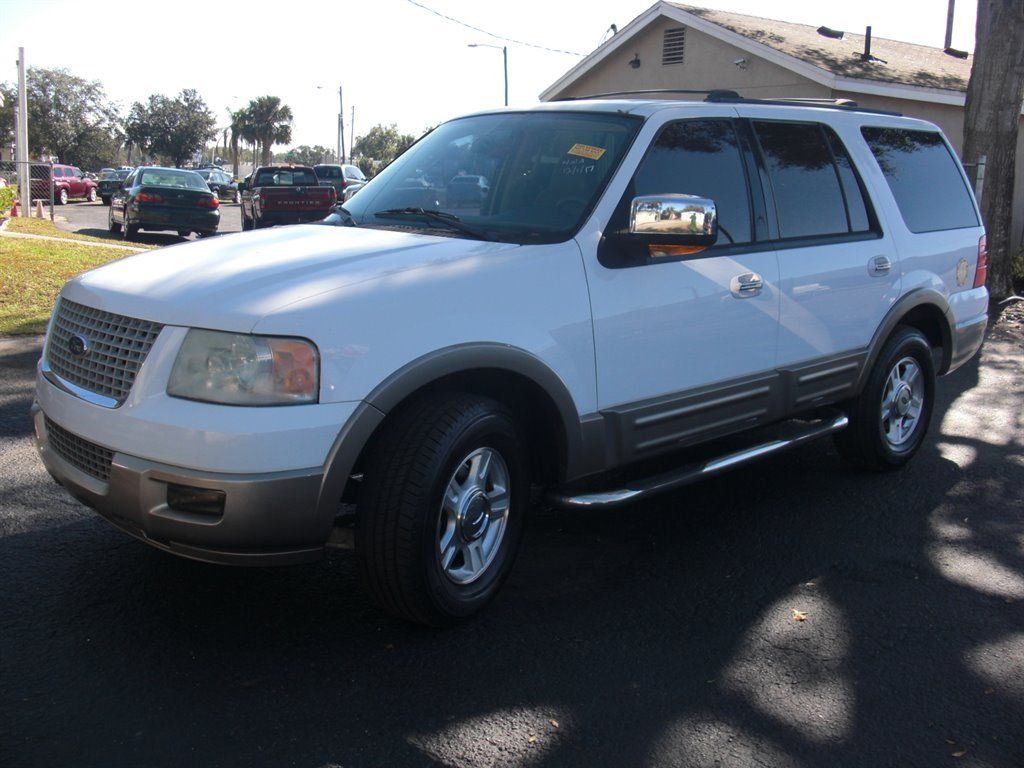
[
  {"xmin": 135, "ymin": 191, "xmax": 164, "ymax": 204},
  {"xmin": 196, "ymin": 196, "xmax": 220, "ymax": 209},
  {"xmin": 973, "ymin": 234, "xmax": 987, "ymax": 288}
]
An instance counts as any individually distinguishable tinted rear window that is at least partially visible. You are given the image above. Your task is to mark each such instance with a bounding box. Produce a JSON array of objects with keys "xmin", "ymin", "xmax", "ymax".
[
  {"xmin": 861, "ymin": 127, "xmax": 978, "ymax": 233},
  {"xmin": 138, "ymin": 169, "xmax": 209, "ymax": 190},
  {"xmin": 255, "ymin": 168, "xmax": 318, "ymax": 186}
]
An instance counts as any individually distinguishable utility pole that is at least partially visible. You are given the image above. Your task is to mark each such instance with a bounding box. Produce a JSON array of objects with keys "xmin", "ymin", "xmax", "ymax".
[
  {"xmin": 944, "ymin": 0, "xmax": 956, "ymax": 49},
  {"xmin": 338, "ymin": 86, "xmax": 346, "ymax": 165},
  {"xmin": 16, "ymin": 47, "xmax": 31, "ymax": 214},
  {"xmin": 350, "ymin": 105, "xmax": 355, "ymax": 163}
]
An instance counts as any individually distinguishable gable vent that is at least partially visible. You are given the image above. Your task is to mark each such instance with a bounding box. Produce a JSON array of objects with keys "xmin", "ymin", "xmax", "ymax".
[{"xmin": 662, "ymin": 27, "xmax": 686, "ymax": 65}]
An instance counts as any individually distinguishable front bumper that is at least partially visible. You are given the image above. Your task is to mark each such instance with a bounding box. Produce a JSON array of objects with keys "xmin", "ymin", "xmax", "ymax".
[{"xmin": 32, "ymin": 402, "xmax": 328, "ymax": 566}]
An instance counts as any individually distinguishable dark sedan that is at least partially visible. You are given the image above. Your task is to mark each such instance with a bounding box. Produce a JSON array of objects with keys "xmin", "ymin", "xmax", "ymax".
[
  {"xmin": 108, "ymin": 167, "xmax": 220, "ymax": 240},
  {"xmin": 97, "ymin": 169, "xmax": 132, "ymax": 205},
  {"xmin": 195, "ymin": 168, "xmax": 239, "ymax": 202}
]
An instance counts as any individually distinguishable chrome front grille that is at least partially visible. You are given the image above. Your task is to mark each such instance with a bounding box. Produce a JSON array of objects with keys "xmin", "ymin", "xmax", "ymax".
[
  {"xmin": 46, "ymin": 299, "xmax": 162, "ymax": 406},
  {"xmin": 45, "ymin": 417, "xmax": 114, "ymax": 482}
]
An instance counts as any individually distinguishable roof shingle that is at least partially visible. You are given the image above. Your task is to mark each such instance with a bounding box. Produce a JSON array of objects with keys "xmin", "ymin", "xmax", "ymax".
[{"xmin": 670, "ymin": 3, "xmax": 972, "ymax": 91}]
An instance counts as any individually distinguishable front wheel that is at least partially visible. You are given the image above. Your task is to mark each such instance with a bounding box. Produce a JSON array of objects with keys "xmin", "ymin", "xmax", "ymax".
[
  {"xmin": 87, "ymin": 188, "xmax": 97, "ymax": 203},
  {"xmin": 356, "ymin": 394, "xmax": 528, "ymax": 626},
  {"xmin": 834, "ymin": 325, "xmax": 935, "ymax": 470}
]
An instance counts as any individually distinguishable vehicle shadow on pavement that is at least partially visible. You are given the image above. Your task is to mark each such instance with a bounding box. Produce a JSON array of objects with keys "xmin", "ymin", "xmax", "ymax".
[
  {"xmin": 73, "ymin": 227, "xmax": 189, "ymax": 246},
  {"xmin": 1, "ymin": 331, "xmax": 1021, "ymax": 767}
]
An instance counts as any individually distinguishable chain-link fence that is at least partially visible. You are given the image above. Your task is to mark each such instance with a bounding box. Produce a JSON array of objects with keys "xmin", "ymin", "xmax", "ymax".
[{"xmin": 0, "ymin": 161, "xmax": 54, "ymax": 220}]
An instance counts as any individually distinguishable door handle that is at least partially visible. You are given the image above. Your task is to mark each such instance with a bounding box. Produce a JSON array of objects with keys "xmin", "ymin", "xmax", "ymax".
[
  {"xmin": 869, "ymin": 256, "xmax": 892, "ymax": 276},
  {"xmin": 731, "ymin": 272, "xmax": 764, "ymax": 298}
]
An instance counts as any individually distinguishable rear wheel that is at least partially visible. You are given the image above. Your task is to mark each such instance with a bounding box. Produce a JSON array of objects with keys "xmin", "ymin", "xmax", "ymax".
[
  {"xmin": 123, "ymin": 220, "xmax": 139, "ymax": 240},
  {"xmin": 177, "ymin": 230, "xmax": 191, "ymax": 238},
  {"xmin": 58, "ymin": 188, "xmax": 68, "ymax": 205},
  {"xmin": 107, "ymin": 205, "xmax": 121, "ymax": 233},
  {"xmin": 86, "ymin": 188, "xmax": 97, "ymax": 203},
  {"xmin": 834, "ymin": 325, "xmax": 935, "ymax": 470},
  {"xmin": 356, "ymin": 394, "xmax": 528, "ymax": 626},
  {"xmin": 241, "ymin": 209, "xmax": 252, "ymax": 231},
  {"xmin": 101, "ymin": 195, "xmax": 111, "ymax": 206}
]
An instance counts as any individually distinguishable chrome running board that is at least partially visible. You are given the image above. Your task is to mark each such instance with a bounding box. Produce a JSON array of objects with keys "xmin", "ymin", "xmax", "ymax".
[{"xmin": 547, "ymin": 412, "xmax": 849, "ymax": 510}]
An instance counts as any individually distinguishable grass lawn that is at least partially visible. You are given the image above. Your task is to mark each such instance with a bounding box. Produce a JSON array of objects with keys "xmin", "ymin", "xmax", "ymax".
[
  {"xmin": 0, "ymin": 236, "xmax": 136, "ymax": 334},
  {"xmin": 4, "ymin": 217, "xmax": 157, "ymax": 249}
]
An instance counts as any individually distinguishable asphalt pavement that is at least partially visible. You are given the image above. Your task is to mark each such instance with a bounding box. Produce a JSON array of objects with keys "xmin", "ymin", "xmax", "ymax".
[
  {"xmin": 1, "ymin": 304, "xmax": 1022, "ymax": 768},
  {"xmin": 50, "ymin": 198, "xmax": 242, "ymax": 246}
]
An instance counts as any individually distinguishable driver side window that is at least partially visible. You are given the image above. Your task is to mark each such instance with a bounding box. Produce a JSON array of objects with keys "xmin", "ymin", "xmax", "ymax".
[{"xmin": 613, "ymin": 119, "xmax": 754, "ymax": 246}]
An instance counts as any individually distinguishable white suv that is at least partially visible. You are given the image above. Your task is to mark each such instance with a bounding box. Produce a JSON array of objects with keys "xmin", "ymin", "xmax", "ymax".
[{"xmin": 33, "ymin": 97, "xmax": 989, "ymax": 625}]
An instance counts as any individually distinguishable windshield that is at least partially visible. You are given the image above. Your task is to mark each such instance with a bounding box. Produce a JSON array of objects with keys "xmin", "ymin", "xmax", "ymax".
[
  {"xmin": 315, "ymin": 165, "xmax": 343, "ymax": 179},
  {"xmin": 100, "ymin": 170, "xmax": 130, "ymax": 181},
  {"xmin": 196, "ymin": 170, "xmax": 212, "ymax": 179},
  {"xmin": 254, "ymin": 168, "xmax": 318, "ymax": 186},
  {"xmin": 340, "ymin": 111, "xmax": 641, "ymax": 243}
]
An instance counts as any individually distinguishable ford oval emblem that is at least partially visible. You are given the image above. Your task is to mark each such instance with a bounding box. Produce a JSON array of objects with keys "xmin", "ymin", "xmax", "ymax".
[{"xmin": 68, "ymin": 334, "xmax": 89, "ymax": 357}]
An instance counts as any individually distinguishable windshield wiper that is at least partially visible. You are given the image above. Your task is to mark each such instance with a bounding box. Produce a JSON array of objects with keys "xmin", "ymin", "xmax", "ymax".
[{"xmin": 373, "ymin": 207, "xmax": 493, "ymax": 241}]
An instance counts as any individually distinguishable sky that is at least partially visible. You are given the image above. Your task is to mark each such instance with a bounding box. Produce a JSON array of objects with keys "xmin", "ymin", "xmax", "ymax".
[{"xmin": 0, "ymin": 0, "xmax": 978, "ymax": 151}]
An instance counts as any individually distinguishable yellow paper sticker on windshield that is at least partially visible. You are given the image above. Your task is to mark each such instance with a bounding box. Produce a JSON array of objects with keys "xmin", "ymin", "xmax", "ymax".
[{"xmin": 567, "ymin": 143, "xmax": 606, "ymax": 161}]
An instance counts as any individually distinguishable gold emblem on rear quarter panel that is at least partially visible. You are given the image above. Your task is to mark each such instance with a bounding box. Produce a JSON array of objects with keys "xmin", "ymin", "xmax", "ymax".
[{"xmin": 956, "ymin": 258, "xmax": 969, "ymax": 286}]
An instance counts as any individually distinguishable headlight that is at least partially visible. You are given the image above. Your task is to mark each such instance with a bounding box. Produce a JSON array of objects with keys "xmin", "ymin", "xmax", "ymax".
[{"xmin": 167, "ymin": 329, "xmax": 319, "ymax": 405}]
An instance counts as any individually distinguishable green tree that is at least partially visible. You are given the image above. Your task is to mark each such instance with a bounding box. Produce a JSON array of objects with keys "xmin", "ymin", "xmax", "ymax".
[
  {"xmin": 353, "ymin": 123, "xmax": 416, "ymax": 169},
  {"xmin": 245, "ymin": 96, "xmax": 293, "ymax": 165},
  {"xmin": 281, "ymin": 144, "xmax": 334, "ymax": 165},
  {"xmin": 127, "ymin": 90, "xmax": 217, "ymax": 168},
  {"xmin": 0, "ymin": 68, "xmax": 121, "ymax": 169}
]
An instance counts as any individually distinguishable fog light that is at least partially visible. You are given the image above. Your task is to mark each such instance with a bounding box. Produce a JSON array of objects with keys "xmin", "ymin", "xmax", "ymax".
[{"xmin": 166, "ymin": 484, "xmax": 225, "ymax": 517}]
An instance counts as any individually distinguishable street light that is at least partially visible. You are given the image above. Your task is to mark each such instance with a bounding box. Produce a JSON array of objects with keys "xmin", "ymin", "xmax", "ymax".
[{"xmin": 468, "ymin": 43, "xmax": 508, "ymax": 107}]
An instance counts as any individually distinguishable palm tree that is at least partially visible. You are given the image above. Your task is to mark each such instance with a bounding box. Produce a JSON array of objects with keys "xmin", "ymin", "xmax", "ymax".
[
  {"xmin": 228, "ymin": 108, "xmax": 255, "ymax": 179},
  {"xmin": 246, "ymin": 96, "xmax": 293, "ymax": 166}
]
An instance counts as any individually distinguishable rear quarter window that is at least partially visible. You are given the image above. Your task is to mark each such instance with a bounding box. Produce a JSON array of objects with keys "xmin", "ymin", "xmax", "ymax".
[{"xmin": 861, "ymin": 127, "xmax": 978, "ymax": 233}]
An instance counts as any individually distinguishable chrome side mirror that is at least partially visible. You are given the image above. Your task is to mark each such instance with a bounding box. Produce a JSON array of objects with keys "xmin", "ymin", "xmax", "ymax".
[{"xmin": 629, "ymin": 194, "xmax": 717, "ymax": 249}]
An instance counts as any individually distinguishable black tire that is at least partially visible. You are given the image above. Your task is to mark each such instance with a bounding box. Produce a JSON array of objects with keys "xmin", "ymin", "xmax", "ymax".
[
  {"xmin": 834, "ymin": 325, "xmax": 935, "ymax": 470},
  {"xmin": 87, "ymin": 188, "xmax": 97, "ymax": 203},
  {"xmin": 123, "ymin": 221, "xmax": 139, "ymax": 241},
  {"xmin": 108, "ymin": 206, "xmax": 121, "ymax": 233},
  {"xmin": 356, "ymin": 393, "xmax": 528, "ymax": 626},
  {"xmin": 241, "ymin": 210, "xmax": 252, "ymax": 231},
  {"xmin": 177, "ymin": 230, "xmax": 191, "ymax": 238},
  {"xmin": 58, "ymin": 188, "xmax": 68, "ymax": 205},
  {"xmin": 197, "ymin": 230, "xmax": 216, "ymax": 238},
  {"xmin": 101, "ymin": 196, "xmax": 111, "ymax": 206}
]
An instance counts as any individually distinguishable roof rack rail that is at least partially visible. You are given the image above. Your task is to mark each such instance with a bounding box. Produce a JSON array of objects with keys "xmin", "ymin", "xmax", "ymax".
[
  {"xmin": 554, "ymin": 88, "xmax": 740, "ymax": 102},
  {"xmin": 703, "ymin": 93, "xmax": 902, "ymax": 116},
  {"xmin": 552, "ymin": 88, "xmax": 902, "ymax": 116}
]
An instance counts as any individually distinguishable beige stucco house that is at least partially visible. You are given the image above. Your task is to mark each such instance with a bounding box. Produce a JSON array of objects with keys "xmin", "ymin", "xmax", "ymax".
[{"xmin": 541, "ymin": 1, "xmax": 1024, "ymax": 254}]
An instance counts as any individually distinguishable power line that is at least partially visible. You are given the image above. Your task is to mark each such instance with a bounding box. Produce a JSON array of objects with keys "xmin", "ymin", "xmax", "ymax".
[{"xmin": 405, "ymin": 0, "xmax": 584, "ymax": 56}]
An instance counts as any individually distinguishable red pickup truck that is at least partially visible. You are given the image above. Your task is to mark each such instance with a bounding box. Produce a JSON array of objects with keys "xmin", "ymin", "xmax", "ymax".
[{"xmin": 239, "ymin": 165, "xmax": 337, "ymax": 230}]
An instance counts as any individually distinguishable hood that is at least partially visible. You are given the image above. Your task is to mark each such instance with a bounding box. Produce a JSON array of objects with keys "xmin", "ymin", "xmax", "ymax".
[{"xmin": 62, "ymin": 225, "xmax": 515, "ymax": 332}]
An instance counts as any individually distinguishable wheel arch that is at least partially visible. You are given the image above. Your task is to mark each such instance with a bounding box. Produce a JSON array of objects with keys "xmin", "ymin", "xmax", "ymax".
[
  {"xmin": 314, "ymin": 344, "xmax": 593, "ymax": 531},
  {"xmin": 857, "ymin": 288, "xmax": 954, "ymax": 394}
]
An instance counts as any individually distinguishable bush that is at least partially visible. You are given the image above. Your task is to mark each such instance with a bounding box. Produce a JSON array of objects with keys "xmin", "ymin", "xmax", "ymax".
[{"xmin": 0, "ymin": 186, "xmax": 15, "ymax": 216}]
